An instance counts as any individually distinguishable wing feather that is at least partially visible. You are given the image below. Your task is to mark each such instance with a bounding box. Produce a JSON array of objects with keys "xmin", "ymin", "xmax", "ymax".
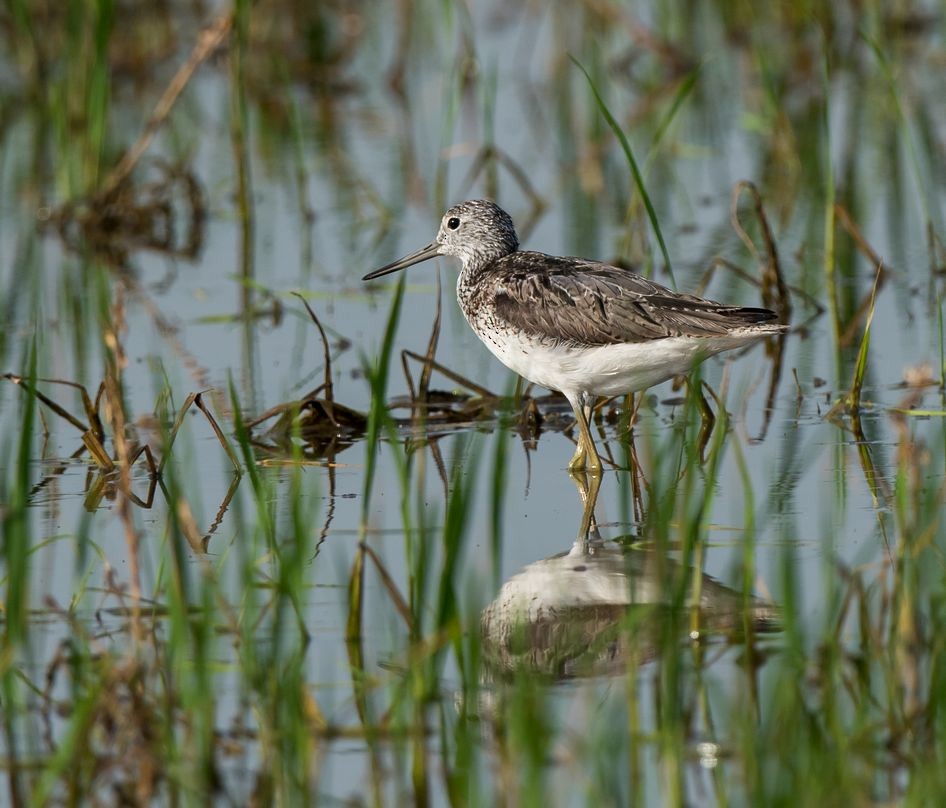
[{"xmin": 489, "ymin": 252, "xmax": 778, "ymax": 346}]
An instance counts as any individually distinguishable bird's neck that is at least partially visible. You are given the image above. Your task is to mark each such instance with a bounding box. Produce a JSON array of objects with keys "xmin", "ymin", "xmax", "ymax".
[{"xmin": 456, "ymin": 259, "xmax": 491, "ymax": 321}]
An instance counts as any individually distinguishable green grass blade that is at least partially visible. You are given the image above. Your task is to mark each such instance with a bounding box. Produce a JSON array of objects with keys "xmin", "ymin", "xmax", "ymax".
[
  {"xmin": 361, "ymin": 275, "xmax": 406, "ymax": 511},
  {"xmin": 572, "ymin": 56, "xmax": 677, "ymax": 290},
  {"xmin": 850, "ymin": 267, "xmax": 881, "ymax": 411}
]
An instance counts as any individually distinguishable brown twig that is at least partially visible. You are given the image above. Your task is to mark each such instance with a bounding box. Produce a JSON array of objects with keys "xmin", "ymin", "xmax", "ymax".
[
  {"xmin": 455, "ymin": 144, "xmax": 547, "ymax": 239},
  {"xmin": 730, "ymin": 181, "xmax": 792, "ymax": 319},
  {"xmin": 158, "ymin": 392, "xmax": 198, "ymax": 474},
  {"xmin": 835, "ymin": 203, "xmax": 890, "ymax": 348},
  {"xmin": 361, "ymin": 544, "xmax": 413, "ymax": 630},
  {"xmin": 418, "ymin": 274, "xmax": 443, "ymax": 404},
  {"xmin": 400, "ymin": 351, "xmax": 498, "ymax": 400},
  {"xmin": 203, "ymin": 474, "xmax": 242, "ymax": 552},
  {"xmin": 3, "ymin": 374, "xmax": 90, "ymax": 434},
  {"xmin": 102, "ymin": 287, "xmax": 142, "ymax": 635},
  {"xmin": 293, "ymin": 292, "xmax": 336, "ymax": 413},
  {"xmin": 194, "ymin": 392, "xmax": 242, "ymax": 472},
  {"xmin": 101, "ymin": 13, "xmax": 234, "ymax": 197},
  {"xmin": 82, "ymin": 430, "xmax": 115, "ymax": 471}
]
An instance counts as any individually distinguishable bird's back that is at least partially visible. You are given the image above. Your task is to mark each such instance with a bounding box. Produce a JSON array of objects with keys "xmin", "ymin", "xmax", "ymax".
[{"xmin": 461, "ymin": 251, "xmax": 782, "ymax": 347}]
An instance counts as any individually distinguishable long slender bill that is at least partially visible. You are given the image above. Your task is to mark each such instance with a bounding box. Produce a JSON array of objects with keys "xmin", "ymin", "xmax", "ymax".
[{"xmin": 362, "ymin": 242, "xmax": 442, "ymax": 281}]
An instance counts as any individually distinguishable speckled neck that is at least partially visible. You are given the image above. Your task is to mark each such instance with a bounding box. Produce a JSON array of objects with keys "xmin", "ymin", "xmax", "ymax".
[{"xmin": 456, "ymin": 262, "xmax": 486, "ymax": 326}]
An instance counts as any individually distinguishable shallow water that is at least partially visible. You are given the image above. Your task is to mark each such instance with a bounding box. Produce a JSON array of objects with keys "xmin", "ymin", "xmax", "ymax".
[{"xmin": 2, "ymin": 2, "xmax": 946, "ymax": 805}]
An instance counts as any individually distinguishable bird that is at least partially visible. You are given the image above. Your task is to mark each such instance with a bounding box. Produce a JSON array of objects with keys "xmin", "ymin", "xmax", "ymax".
[{"xmin": 362, "ymin": 199, "xmax": 786, "ymax": 474}]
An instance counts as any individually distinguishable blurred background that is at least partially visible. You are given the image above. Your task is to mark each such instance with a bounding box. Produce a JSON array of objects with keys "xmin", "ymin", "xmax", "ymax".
[{"xmin": 1, "ymin": 1, "xmax": 945, "ymax": 804}]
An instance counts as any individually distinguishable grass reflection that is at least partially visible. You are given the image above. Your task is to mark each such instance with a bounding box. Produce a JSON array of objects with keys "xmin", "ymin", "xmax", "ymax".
[{"xmin": 0, "ymin": 0, "xmax": 945, "ymax": 804}]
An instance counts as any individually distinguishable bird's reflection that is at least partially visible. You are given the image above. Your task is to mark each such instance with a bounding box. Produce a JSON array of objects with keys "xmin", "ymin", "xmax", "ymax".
[{"xmin": 481, "ymin": 472, "xmax": 779, "ymax": 679}]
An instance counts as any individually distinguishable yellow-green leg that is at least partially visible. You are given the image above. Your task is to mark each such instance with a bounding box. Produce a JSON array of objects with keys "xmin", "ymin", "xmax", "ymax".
[
  {"xmin": 569, "ymin": 466, "xmax": 603, "ymax": 541},
  {"xmin": 568, "ymin": 435, "xmax": 587, "ymax": 471},
  {"xmin": 567, "ymin": 395, "xmax": 602, "ymax": 475}
]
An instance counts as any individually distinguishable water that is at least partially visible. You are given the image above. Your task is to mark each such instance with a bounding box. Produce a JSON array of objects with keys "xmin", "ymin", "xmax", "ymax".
[{"xmin": 1, "ymin": 3, "xmax": 945, "ymax": 805}]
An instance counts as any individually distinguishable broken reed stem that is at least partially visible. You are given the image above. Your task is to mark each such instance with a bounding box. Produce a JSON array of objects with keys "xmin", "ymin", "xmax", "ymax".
[
  {"xmin": 158, "ymin": 392, "xmax": 198, "ymax": 474},
  {"xmin": 455, "ymin": 144, "xmax": 547, "ymax": 236},
  {"xmin": 243, "ymin": 395, "xmax": 323, "ymax": 431},
  {"xmin": 418, "ymin": 274, "xmax": 443, "ymax": 404},
  {"xmin": 101, "ymin": 13, "xmax": 234, "ymax": 197},
  {"xmin": 400, "ymin": 351, "xmax": 497, "ymax": 400},
  {"xmin": 293, "ymin": 292, "xmax": 337, "ymax": 424},
  {"xmin": 102, "ymin": 287, "xmax": 143, "ymax": 635},
  {"xmin": 730, "ymin": 181, "xmax": 791, "ymax": 318},
  {"xmin": 193, "ymin": 393, "xmax": 242, "ymax": 472},
  {"xmin": 204, "ymin": 475, "xmax": 242, "ymax": 549},
  {"xmin": 835, "ymin": 202, "xmax": 890, "ymax": 347},
  {"xmin": 3, "ymin": 374, "xmax": 91, "ymax": 434},
  {"xmin": 174, "ymin": 495, "xmax": 205, "ymax": 554},
  {"xmin": 157, "ymin": 391, "xmax": 241, "ymax": 474},
  {"xmin": 81, "ymin": 430, "xmax": 115, "ymax": 471},
  {"xmin": 361, "ymin": 543, "xmax": 413, "ymax": 630}
]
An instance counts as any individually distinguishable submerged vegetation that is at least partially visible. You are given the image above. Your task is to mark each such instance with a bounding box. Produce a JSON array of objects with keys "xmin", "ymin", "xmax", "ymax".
[{"xmin": 1, "ymin": 0, "xmax": 945, "ymax": 804}]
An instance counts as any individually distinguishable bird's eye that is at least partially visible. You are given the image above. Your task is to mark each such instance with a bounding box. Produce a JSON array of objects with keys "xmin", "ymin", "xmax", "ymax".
[{"xmin": 447, "ymin": 217, "xmax": 461, "ymax": 230}]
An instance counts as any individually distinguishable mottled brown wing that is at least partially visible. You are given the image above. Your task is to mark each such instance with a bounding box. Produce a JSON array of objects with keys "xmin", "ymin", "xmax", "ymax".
[{"xmin": 490, "ymin": 252, "xmax": 778, "ymax": 346}]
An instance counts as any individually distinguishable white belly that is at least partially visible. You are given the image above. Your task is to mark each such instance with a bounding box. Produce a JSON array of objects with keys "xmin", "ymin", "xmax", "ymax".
[{"xmin": 473, "ymin": 326, "xmax": 769, "ymax": 397}]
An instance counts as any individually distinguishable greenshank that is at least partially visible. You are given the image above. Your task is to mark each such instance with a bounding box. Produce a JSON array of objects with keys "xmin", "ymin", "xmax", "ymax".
[{"xmin": 363, "ymin": 200, "xmax": 786, "ymax": 474}]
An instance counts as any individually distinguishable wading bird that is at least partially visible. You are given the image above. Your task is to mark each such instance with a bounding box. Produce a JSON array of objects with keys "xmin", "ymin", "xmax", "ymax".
[{"xmin": 363, "ymin": 200, "xmax": 785, "ymax": 474}]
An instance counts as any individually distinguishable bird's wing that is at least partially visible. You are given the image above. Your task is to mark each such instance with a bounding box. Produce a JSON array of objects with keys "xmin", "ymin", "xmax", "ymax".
[{"xmin": 490, "ymin": 252, "xmax": 778, "ymax": 346}]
